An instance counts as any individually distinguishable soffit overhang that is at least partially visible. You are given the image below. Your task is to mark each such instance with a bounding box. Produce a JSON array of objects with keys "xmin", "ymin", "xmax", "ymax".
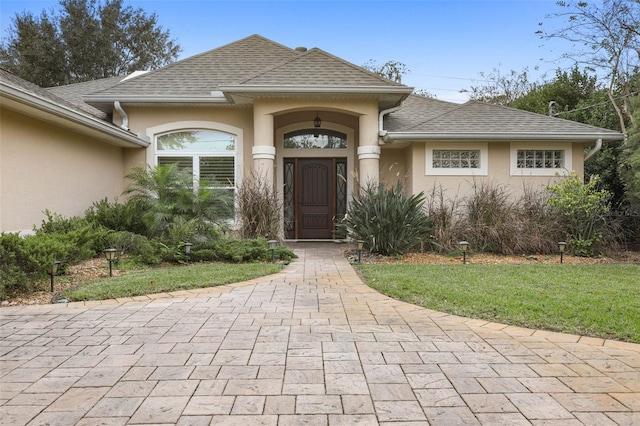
[
  {"xmin": 85, "ymin": 86, "xmax": 414, "ymax": 112},
  {"xmin": 219, "ymin": 85, "xmax": 413, "ymax": 109},
  {"xmin": 1, "ymin": 82, "xmax": 149, "ymax": 148}
]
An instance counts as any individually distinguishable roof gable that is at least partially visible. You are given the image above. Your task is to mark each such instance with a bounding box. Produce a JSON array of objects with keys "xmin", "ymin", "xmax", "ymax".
[{"xmin": 90, "ymin": 34, "xmax": 302, "ymax": 97}]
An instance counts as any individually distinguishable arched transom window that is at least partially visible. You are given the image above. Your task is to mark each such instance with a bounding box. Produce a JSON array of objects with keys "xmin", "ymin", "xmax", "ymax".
[{"xmin": 283, "ymin": 129, "xmax": 347, "ymax": 149}]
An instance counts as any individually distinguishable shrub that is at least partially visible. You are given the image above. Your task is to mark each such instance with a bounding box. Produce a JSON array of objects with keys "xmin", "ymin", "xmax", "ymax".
[
  {"xmin": 107, "ymin": 231, "xmax": 163, "ymax": 265},
  {"xmin": 514, "ymin": 185, "xmax": 563, "ymax": 254},
  {"xmin": 426, "ymin": 182, "xmax": 564, "ymax": 255},
  {"xmin": 460, "ymin": 181, "xmax": 519, "ymax": 254},
  {"xmin": 340, "ymin": 182, "xmax": 432, "ymax": 256},
  {"xmin": 85, "ymin": 198, "xmax": 145, "ymax": 234},
  {"xmin": 215, "ymin": 238, "xmax": 295, "ymax": 263},
  {"xmin": 0, "ymin": 228, "xmax": 99, "ymax": 298},
  {"xmin": 425, "ymin": 186, "xmax": 462, "ymax": 253},
  {"xmin": 0, "ymin": 233, "xmax": 30, "ymax": 297},
  {"xmin": 37, "ymin": 210, "xmax": 88, "ymax": 235},
  {"xmin": 236, "ymin": 172, "xmax": 282, "ymax": 239},
  {"xmin": 35, "ymin": 212, "xmax": 100, "ymax": 262},
  {"xmin": 547, "ymin": 172, "xmax": 612, "ymax": 256}
]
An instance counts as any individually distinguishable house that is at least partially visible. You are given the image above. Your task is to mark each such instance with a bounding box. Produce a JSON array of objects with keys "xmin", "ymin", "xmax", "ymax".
[{"xmin": 0, "ymin": 34, "xmax": 623, "ymax": 238}]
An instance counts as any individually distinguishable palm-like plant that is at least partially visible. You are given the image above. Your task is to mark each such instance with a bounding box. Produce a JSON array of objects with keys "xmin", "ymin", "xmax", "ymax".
[{"xmin": 123, "ymin": 164, "xmax": 231, "ymax": 239}]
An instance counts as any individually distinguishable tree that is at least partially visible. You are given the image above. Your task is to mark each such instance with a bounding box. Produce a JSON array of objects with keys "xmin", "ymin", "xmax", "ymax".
[
  {"xmin": 0, "ymin": 11, "xmax": 68, "ymax": 87},
  {"xmin": 0, "ymin": 0, "xmax": 181, "ymax": 86},
  {"xmin": 536, "ymin": 0, "xmax": 640, "ymax": 135},
  {"xmin": 510, "ymin": 67, "xmax": 598, "ymax": 116},
  {"xmin": 362, "ymin": 59, "xmax": 409, "ymax": 84},
  {"xmin": 362, "ymin": 59, "xmax": 434, "ymax": 97},
  {"xmin": 620, "ymin": 98, "xmax": 640, "ymax": 210},
  {"xmin": 462, "ymin": 67, "xmax": 537, "ymax": 105}
]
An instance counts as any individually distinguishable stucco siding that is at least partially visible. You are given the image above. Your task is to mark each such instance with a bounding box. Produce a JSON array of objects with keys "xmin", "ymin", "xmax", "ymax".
[
  {"xmin": 380, "ymin": 148, "xmax": 409, "ymax": 188},
  {"xmin": 406, "ymin": 141, "xmax": 577, "ymax": 202},
  {"xmin": 1, "ymin": 108, "xmax": 126, "ymax": 233},
  {"xmin": 123, "ymin": 106, "xmax": 254, "ymax": 174}
]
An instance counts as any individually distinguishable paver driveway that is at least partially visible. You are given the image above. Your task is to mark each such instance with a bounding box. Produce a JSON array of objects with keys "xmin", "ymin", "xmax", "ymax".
[{"xmin": 1, "ymin": 243, "xmax": 639, "ymax": 425}]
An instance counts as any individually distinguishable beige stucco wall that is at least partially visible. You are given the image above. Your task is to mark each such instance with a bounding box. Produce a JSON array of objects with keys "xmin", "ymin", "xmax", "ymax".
[
  {"xmin": 379, "ymin": 148, "xmax": 409, "ymax": 188},
  {"xmin": 121, "ymin": 106, "xmax": 255, "ymax": 175},
  {"xmin": 386, "ymin": 141, "xmax": 585, "ymax": 202},
  {"xmin": 1, "ymin": 108, "xmax": 131, "ymax": 233},
  {"xmin": 121, "ymin": 99, "xmax": 379, "ymax": 192},
  {"xmin": 572, "ymin": 142, "xmax": 585, "ymax": 178}
]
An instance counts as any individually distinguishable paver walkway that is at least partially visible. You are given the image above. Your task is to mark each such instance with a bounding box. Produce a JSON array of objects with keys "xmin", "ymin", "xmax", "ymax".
[{"xmin": 1, "ymin": 243, "xmax": 639, "ymax": 425}]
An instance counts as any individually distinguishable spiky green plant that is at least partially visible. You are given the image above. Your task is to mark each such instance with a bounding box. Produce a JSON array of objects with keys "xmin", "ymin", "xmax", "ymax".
[{"xmin": 341, "ymin": 182, "xmax": 431, "ymax": 256}]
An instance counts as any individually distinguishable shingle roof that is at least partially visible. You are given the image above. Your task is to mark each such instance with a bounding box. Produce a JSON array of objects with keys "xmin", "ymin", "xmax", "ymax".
[
  {"xmin": 241, "ymin": 48, "xmax": 404, "ymax": 87},
  {"xmin": 386, "ymin": 95, "xmax": 623, "ymax": 140},
  {"xmin": 89, "ymin": 34, "xmax": 407, "ymax": 99},
  {"xmin": 385, "ymin": 94, "xmax": 460, "ymax": 130},
  {"xmin": 47, "ymin": 76, "xmax": 125, "ymax": 119},
  {"xmin": 90, "ymin": 35, "xmax": 305, "ymax": 97},
  {"xmin": 0, "ymin": 67, "xmax": 101, "ymax": 118},
  {"xmin": 0, "ymin": 68, "xmax": 147, "ymax": 147}
]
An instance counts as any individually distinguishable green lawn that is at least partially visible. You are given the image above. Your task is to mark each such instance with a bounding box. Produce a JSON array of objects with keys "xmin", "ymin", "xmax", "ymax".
[
  {"xmin": 62, "ymin": 262, "xmax": 284, "ymax": 301},
  {"xmin": 357, "ymin": 264, "xmax": 640, "ymax": 343}
]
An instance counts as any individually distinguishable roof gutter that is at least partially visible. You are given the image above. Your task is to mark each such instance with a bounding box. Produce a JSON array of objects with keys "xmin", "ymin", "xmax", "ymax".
[
  {"xmin": 378, "ymin": 103, "xmax": 403, "ymax": 142},
  {"xmin": 113, "ymin": 101, "xmax": 129, "ymax": 131},
  {"xmin": 85, "ymin": 95, "xmax": 229, "ymax": 104},
  {"xmin": 382, "ymin": 132, "xmax": 624, "ymax": 143},
  {"xmin": 218, "ymin": 85, "xmax": 415, "ymax": 95},
  {"xmin": 584, "ymin": 138, "xmax": 602, "ymax": 162}
]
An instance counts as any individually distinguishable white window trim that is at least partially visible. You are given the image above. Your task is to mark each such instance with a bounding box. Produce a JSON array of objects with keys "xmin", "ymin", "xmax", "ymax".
[
  {"xmin": 510, "ymin": 142, "xmax": 571, "ymax": 177},
  {"xmin": 145, "ymin": 121, "xmax": 244, "ymax": 187},
  {"xmin": 425, "ymin": 142, "xmax": 488, "ymax": 176}
]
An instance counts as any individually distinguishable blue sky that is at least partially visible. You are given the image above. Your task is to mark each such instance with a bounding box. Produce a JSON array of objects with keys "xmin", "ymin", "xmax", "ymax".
[{"xmin": 0, "ymin": 0, "xmax": 573, "ymax": 102}]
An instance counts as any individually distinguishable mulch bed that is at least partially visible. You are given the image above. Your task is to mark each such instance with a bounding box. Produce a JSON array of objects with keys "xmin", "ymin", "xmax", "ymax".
[{"xmin": 1, "ymin": 257, "xmax": 124, "ymax": 307}]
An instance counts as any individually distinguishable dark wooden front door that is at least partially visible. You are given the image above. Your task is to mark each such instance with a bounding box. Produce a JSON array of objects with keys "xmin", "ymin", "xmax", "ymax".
[{"xmin": 298, "ymin": 159, "xmax": 334, "ymax": 239}]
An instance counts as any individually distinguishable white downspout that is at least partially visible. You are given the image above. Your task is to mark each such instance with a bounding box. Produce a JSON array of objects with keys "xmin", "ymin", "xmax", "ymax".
[
  {"xmin": 584, "ymin": 138, "xmax": 602, "ymax": 162},
  {"xmin": 114, "ymin": 101, "xmax": 129, "ymax": 131},
  {"xmin": 378, "ymin": 104, "xmax": 403, "ymax": 144}
]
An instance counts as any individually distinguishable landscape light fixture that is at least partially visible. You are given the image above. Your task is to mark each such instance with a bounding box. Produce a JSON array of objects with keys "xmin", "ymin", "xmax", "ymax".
[
  {"xmin": 357, "ymin": 240, "xmax": 364, "ymax": 264},
  {"xmin": 103, "ymin": 248, "xmax": 118, "ymax": 277},
  {"xmin": 558, "ymin": 241, "xmax": 567, "ymax": 264},
  {"xmin": 314, "ymin": 112, "xmax": 322, "ymax": 128},
  {"xmin": 184, "ymin": 242, "xmax": 193, "ymax": 264},
  {"xmin": 268, "ymin": 240, "xmax": 277, "ymax": 264},
  {"xmin": 459, "ymin": 241, "xmax": 469, "ymax": 264},
  {"xmin": 48, "ymin": 260, "xmax": 61, "ymax": 292}
]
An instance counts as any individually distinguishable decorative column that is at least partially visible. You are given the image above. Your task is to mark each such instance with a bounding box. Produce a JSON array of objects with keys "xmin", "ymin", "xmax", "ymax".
[
  {"xmin": 252, "ymin": 105, "xmax": 275, "ymax": 186},
  {"xmin": 358, "ymin": 112, "xmax": 380, "ymax": 188}
]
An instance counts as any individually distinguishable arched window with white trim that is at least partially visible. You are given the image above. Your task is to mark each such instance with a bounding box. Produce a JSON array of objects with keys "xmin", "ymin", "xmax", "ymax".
[{"xmin": 155, "ymin": 129, "xmax": 237, "ymax": 216}]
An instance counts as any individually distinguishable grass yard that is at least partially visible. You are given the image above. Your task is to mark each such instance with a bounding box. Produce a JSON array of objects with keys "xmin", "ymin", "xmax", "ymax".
[
  {"xmin": 62, "ymin": 262, "xmax": 284, "ymax": 301},
  {"xmin": 357, "ymin": 263, "xmax": 640, "ymax": 343}
]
